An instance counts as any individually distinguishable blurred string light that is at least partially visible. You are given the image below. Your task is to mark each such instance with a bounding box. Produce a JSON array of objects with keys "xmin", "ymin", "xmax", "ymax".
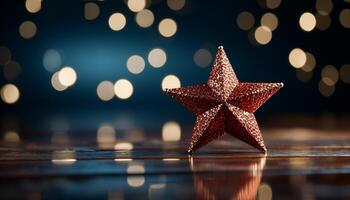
[
  {"xmin": 161, "ymin": 75, "xmax": 181, "ymax": 91},
  {"xmin": 254, "ymin": 26, "xmax": 272, "ymax": 45},
  {"xmin": 315, "ymin": 13, "xmax": 331, "ymax": 31},
  {"xmin": 19, "ymin": 21, "xmax": 37, "ymax": 39},
  {"xmin": 127, "ymin": 55, "xmax": 145, "ymax": 74},
  {"xmin": 135, "ymin": 9, "xmax": 154, "ymax": 28},
  {"xmin": 97, "ymin": 81, "xmax": 115, "ymax": 101},
  {"xmin": 236, "ymin": 11, "xmax": 255, "ymax": 31},
  {"xmin": 51, "ymin": 150, "xmax": 77, "ymax": 165},
  {"xmin": 84, "ymin": 2, "xmax": 100, "ymax": 20},
  {"xmin": 266, "ymin": 0, "xmax": 281, "ymax": 9},
  {"xmin": 58, "ymin": 66, "xmax": 77, "ymax": 87},
  {"xmin": 43, "ymin": 49, "xmax": 62, "ymax": 72},
  {"xmin": 194, "ymin": 48, "xmax": 212, "ymax": 67},
  {"xmin": 162, "ymin": 121, "xmax": 181, "ymax": 142},
  {"xmin": 108, "ymin": 13, "xmax": 126, "ymax": 31},
  {"xmin": 289, "ymin": 48, "xmax": 307, "ymax": 68},
  {"xmin": 25, "ymin": 0, "xmax": 42, "ymax": 13},
  {"xmin": 114, "ymin": 142, "xmax": 134, "ymax": 150},
  {"xmin": 114, "ymin": 79, "xmax": 133, "ymax": 99},
  {"xmin": 258, "ymin": 183, "xmax": 273, "ymax": 200},
  {"xmin": 0, "ymin": 84, "xmax": 20, "ymax": 104},
  {"xmin": 167, "ymin": 0, "xmax": 186, "ymax": 11},
  {"xmin": 127, "ymin": 0, "xmax": 146, "ymax": 12},
  {"xmin": 321, "ymin": 65, "xmax": 338, "ymax": 86},
  {"xmin": 339, "ymin": 9, "xmax": 350, "ymax": 28},
  {"xmin": 3, "ymin": 131, "xmax": 20, "ymax": 143},
  {"xmin": 51, "ymin": 72, "xmax": 68, "ymax": 91},
  {"xmin": 299, "ymin": 12, "xmax": 316, "ymax": 32},
  {"xmin": 158, "ymin": 18, "xmax": 177, "ymax": 37},
  {"xmin": 97, "ymin": 124, "xmax": 116, "ymax": 149},
  {"xmin": 3, "ymin": 61, "xmax": 21, "ymax": 82},
  {"xmin": 316, "ymin": 0, "xmax": 333, "ymax": 16},
  {"xmin": 148, "ymin": 48, "xmax": 167, "ymax": 68},
  {"xmin": 0, "ymin": 46, "xmax": 11, "ymax": 65},
  {"xmin": 318, "ymin": 79, "xmax": 335, "ymax": 97},
  {"xmin": 340, "ymin": 64, "xmax": 350, "ymax": 84},
  {"xmin": 260, "ymin": 13, "xmax": 279, "ymax": 31}
]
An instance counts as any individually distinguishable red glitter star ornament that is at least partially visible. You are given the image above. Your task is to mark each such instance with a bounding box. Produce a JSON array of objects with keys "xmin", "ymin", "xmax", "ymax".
[{"xmin": 165, "ymin": 46, "xmax": 283, "ymax": 153}]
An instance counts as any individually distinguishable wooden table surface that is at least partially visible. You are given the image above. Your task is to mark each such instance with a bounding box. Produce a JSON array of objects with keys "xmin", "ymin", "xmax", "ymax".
[{"xmin": 1, "ymin": 128, "xmax": 350, "ymax": 200}]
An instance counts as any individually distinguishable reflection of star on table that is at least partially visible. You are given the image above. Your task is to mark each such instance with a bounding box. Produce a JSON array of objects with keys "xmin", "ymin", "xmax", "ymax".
[
  {"xmin": 190, "ymin": 156, "xmax": 266, "ymax": 200},
  {"xmin": 166, "ymin": 46, "xmax": 283, "ymax": 153}
]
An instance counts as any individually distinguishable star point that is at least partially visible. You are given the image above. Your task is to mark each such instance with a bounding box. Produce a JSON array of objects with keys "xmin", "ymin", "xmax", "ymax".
[{"xmin": 165, "ymin": 46, "xmax": 283, "ymax": 153}]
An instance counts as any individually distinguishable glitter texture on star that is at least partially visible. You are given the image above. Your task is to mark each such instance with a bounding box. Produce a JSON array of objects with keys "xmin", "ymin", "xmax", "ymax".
[{"xmin": 165, "ymin": 46, "xmax": 283, "ymax": 153}]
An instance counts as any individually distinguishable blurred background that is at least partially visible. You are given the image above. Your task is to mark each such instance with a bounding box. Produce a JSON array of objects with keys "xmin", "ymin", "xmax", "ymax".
[{"xmin": 1, "ymin": 0, "xmax": 350, "ymax": 142}]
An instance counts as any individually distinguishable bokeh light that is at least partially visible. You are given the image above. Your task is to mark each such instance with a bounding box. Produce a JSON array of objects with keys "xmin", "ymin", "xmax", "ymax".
[
  {"xmin": 97, "ymin": 81, "xmax": 115, "ymax": 101},
  {"xmin": 315, "ymin": 13, "xmax": 331, "ymax": 31},
  {"xmin": 321, "ymin": 65, "xmax": 338, "ymax": 86},
  {"xmin": 127, "ymin": 176, "xmax": 145, "ymax": 187},
  {"xmin": 84, "ymin": 2, "xmax": 100, "ymax": 20},
  {"xmin": 135, "ymin": 9, "xmax": 154, "ymax": 28},
  {"xmin": 0, "ymin": 46, "xmax": 11, "ymax": 66},
  {"xmin": 114, "ymin": 158, "xmax": 133, "ymax": 162},
  {"xmin": 97, "ymin": 125, "xmax": 116, "ymax": 148},
  {"xmin": 261, "ymin": 13, "xmax": 279, "ymax": 31},
  {"xmin": 258, "ymin": 183, "xmax": 273, "ymax": 200},
  {"xmin": 158, "ymin": 18, "xmax": 177, "ymax": 37},
  {"xmin": 339, "ymin": 64, "xmax": 350, "ymax": 84},
  {"xmin": 318, "ymin": 80, "xmax": 335, "ymax": 97},
  {"xmin": 3, "ymin": 131, "xmax": 20, "ymax": 143},
  {"xmin": 127, "ymin": 164, "xmax": 145, "ymax": 174},
  {"xmin": 289, "ymin": 48, "xmax": 307, "ymax": 68},
  {"xmin": 51, "ymin": 72, "xmax": 68, "ymax": 91},
  {"xmin": 236, "ymin": 11, "xmax": 255, "ymax": 31},
  {"xmin": 161, "ymin": 75, "xmax": 181, "ymax": 91},
  {"xmin": 1, "ymin": 84, "xmax": 20, "ymax": 104},
  {"xmin": 316, "ymin": 0, "xmax": 333, "ymax": 16},
  {"xmin": 167, "ymin": 0, "xmax": 186, "ymax": 11},
  {"xmin": 127, "ymin": 55, "xmax": 145, "ymax": 74},
  {"xmin": 194, "ymin": 48, "xmax": 212, "ymax": 67},
  {"xmin": 126, "ymin": 164, "xmax": 145, "ymax": 187},
  {"xmin": 51, "ymin": 150, "xmax": 77, "ymax": 165},
  {"xmin": 3, "ymin": 61, "xmax": 21, "ymax": 82},
  {"xmin": 148, "ymin": 48, "xmax": 167, "ymax": 68},
  {"xmin": 114, "ymin": 142, "xmax": 134, "ymax": 150},
  {"xmin": 108, "ymin": 13, "xmax": 126, "ymax": 31},
  {"xmin": 339, "ymin": 9, "xmax": 350, "ymax": 28},
  {"xmin": 266, "ymin": 0, "xmax": 281, "ymax": 9},
  {"xmin": 43, "ymin": 49, "xmax": 62, "ymax": 72},
  {"xmin": 25, "ymin": 0, "xmax": 41, "ymax": 13},
  {"xmin": 58, "ymin": 66, "xmax": 77, "ymax": 87},
  {"xmin": 254, "ymin": 26, "xmax": 272, "ymax": 45},
  {"xmin": 162, "ymin": 121, "xmax": 181, "ymax": 142},
  {"xmin": 299, "ymin": 12, "xmax": 316, "ymax": 32},
  {"xmin": 127, "ymin": 0, "xmax": 146, "ymax": 13},
  {"xmin": 301, "ymin": 52, "xmax": 316, "ymax": 72},
  {"xmin": 114, "ymin": 79, "xmax": 133, "ymax": 99},
  {"xmin": 19, "ymin": 21, "xmax": 37, "ymax": 39}
]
